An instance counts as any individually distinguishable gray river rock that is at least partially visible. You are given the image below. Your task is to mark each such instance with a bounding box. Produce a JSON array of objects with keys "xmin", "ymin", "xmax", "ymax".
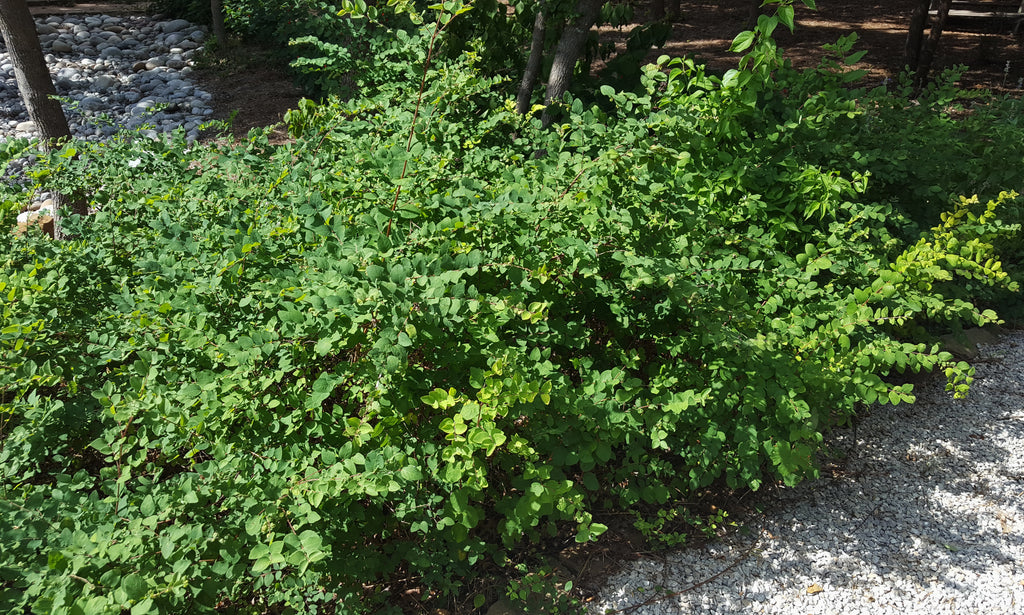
[{"xmin": 0, "ymin": 13, "xmax": 213, "ymax": 142}]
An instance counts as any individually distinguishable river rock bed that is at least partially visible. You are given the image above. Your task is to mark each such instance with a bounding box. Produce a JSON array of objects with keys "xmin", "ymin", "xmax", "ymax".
[{"xmin": 0, "ymin": 13, "xmax": 212, "ymax": 142}]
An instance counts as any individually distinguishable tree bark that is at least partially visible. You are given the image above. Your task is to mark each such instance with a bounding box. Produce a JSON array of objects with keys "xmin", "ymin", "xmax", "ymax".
[
  {"xmin": 542, "ymin": 0, "xmax": 603, "ymax": 127},
  {"xmin": 905, "ymin": 0, "xmax": 931, "ymax": 71},
  {"xmin": 516, "ymin": 1, "xmax": 546, "ymax": 115},
  {"xmin": 914, "ymin": 0, "xmax": 951, "ymax": 95},
  {"xmin": 0, "ymin": 0, "xmax": 85, "ymax": 238},
  {"xmin": 210, "ymin": 0, "xmax": 227, "ymax": 44},
  {"xmin": 0, "ymin": 0, "xmax": 70, "ymax": 145}
]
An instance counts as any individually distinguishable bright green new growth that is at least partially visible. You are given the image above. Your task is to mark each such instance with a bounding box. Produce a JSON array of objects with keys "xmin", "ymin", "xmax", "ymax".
[{"xmin": 1, "ymin": 1, "xmax": 1022, "ymax": 613}]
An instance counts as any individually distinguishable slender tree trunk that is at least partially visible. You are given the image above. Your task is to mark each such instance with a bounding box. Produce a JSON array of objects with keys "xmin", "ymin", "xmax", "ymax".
[
  {"xmin": 0, "ymin": 0, "xmax": 85, "ymax": 239},
  {"xmin": 517, "ymin": 1, "xmax": 546, "ymax": 115},
  {"xmin": 914, "ymin": 0, "xmax": 951, "ymax": 95},
  {"xmin": 653, "ymin": 0, "xmax": 681, "ymax": 21},
  {"xmin": 542, "ymin": 0, "xmax": 603, "ymax": 127},
  {"xmin": 905, "ymin": 0, "xmax": 931, "ymax": 71},
  {"xmin": 210, "ymin": 0, "xmax": 226, "ymax": 44}
]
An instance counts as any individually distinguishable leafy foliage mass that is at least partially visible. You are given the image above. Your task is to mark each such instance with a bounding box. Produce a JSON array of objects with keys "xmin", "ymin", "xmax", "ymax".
[{"xmin": 2, "ymin": 3, "xmax": 1022, "ymax": 614}]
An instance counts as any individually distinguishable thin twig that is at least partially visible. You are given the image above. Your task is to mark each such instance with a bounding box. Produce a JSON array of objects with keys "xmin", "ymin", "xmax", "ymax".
[{"xmin": 386, "ymin": 6, "xmax": 453, "ymax": 237}]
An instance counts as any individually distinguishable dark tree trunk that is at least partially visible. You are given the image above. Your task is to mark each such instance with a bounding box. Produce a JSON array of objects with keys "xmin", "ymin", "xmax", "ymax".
[
  {"xmin": 210, "ymin": 0, "xmax": 227, "ymax": 43},
  {"xmin": 0, "ymin": 0, "xmax": 70, "ymax": 145},
  {"xmin": 542, "ymin": 0, "xmax": 603, "ymax": 127},
  {"xmin": 0, "ymin": 0, "xmax": 85, "ymax": 239},
  {"xmin": 905, "ymin": 0, "xmax": 931, "ymax": 71},
  {"xmin": 517, "ymin": 1, "xmax": 546, "ymax": 115},
  {"xmin": 914, "ymin": 0, "xmax": 951, "ymax": 95}
]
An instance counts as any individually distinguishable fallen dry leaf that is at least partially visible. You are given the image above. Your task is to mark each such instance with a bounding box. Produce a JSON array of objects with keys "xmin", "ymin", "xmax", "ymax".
[{"xmin": 806, "ymin": 583, "xmax": 824, "ymax": 595}]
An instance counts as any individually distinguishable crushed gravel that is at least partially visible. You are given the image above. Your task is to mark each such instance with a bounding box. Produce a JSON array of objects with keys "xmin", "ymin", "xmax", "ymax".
[{"xmin": 589, "ymin": 331, "xmax": 1024, "ymax": 615}]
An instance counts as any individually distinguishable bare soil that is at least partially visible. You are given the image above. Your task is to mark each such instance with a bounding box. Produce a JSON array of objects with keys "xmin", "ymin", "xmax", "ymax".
[
  {"xmin": 631, "ymin": 0, "xmax": 1024, "ymax": 92},
  {"xmin": 188, "ymin": 0, "xmax": 1024, "ymax": 143}
]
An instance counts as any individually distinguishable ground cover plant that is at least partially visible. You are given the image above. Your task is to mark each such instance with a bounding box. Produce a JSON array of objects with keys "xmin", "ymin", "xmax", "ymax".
[{"xmin": 1, "ymin": 1, "xmax": 1023, "ymax": 613}]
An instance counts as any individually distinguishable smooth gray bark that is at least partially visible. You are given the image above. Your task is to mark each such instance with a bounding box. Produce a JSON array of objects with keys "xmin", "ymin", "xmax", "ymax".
[
  {"xmin": 652, "ymin": 0, "xmax": 681, "ymax": 21},
  {"xmin": 542, "ymin": 0, "xmax": 603, "ymax": 127},
  {"xmin": 517, "ymin": 1, "xmax": 546, "ymax": 115},
  {"xmin": 210, "ymin": 0, "xmax": 227, "ymax": 43},
  {"xmin": 0, "ymin": 0, "xmax": 70, "ymax": 145}
]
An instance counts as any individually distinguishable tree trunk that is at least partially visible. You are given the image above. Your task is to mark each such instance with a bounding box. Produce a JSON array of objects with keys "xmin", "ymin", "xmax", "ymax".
[
  {"xmin": 0, "ymin": 0, "xmax": 85, "ymax": 238},
  {"xmin": 0, "ymin": 0, "xmax": 70, "ymax": 145},
  {"xmin": 914, "ymin": 0, "xmax": 951, "ymax": 95},
  {"xmin": 516, "ymin": 1, "xmax": 546, "ymax": 115},
  {"xmin": 905, "ymin": 0, "xmax": 931, "ymax": 71},
  {"xmin": 210, "ymin": 0, "xmax": 226, "ymax": 43},
  {"xmin": 542, "ymin": 0, "xmax": 603, "ymax": 127}
]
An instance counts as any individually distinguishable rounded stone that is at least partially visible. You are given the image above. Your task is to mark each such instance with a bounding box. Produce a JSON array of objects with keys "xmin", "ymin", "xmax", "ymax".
[
  {"xmin": 159, "ymin": 19, "xmax": 192, "ymax": 34},
  {"xmin": 91, "ymin": 75, "xmax": 119, "ymax": 91}
]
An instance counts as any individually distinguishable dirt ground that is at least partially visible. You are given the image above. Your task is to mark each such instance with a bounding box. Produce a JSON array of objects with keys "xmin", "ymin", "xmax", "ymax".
[
  {"xmin": 642, "ymin": 0, "xmax": 1024, "ymax": 91},
  {"xmin": 199, "ymin": 0, "xmax": 1024, "ymax": 142}
]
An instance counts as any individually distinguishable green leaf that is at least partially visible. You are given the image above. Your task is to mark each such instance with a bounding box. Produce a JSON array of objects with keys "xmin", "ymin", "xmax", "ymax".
[
  {"xmin": 400, "ymin": 465, "xmax": 423, "ymax": 481},
  {"xmin": 245, "ymin": 515, "xmax": 263, "ymax": 537},
  {"xmin": 299, "ymin": 530, "xmax": 322, "ymax": 553},
  {"xmin": 121, "ymin": 573, "xmax": 147, "ymax": 601},
  {"xmin": 365, "ymin": 264, "xmax": 385, "ymax": 280},
  {"xmin": 778, "ymin": 5, "xmax": 795, "ymax": 32},
  {"xmin": 730, "ymin": 30, "xmax": 756, "ymax": 53},
  {"xmin": 130, "ymin": 599, "xmax": 155, "ymax": 615}
]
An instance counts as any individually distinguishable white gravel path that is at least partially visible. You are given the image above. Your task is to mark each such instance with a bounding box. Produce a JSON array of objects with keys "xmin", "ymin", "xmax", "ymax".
[{"xmin": 589, "ymin": 331, "xmax": 1024, "ymax": 615}]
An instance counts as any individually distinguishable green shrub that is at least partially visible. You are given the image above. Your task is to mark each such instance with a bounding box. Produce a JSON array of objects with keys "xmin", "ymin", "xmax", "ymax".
[{"xmin": 1, "ymin": 9, "xmax": 1021, "ymax": 614}]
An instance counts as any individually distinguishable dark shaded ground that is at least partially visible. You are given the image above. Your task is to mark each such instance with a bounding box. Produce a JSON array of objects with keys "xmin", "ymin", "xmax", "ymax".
[
  {"xmin": 195, "ymin": 0, "xmax": 1024, "ymax": 142},
  {"xmin": 642, "ymin": 0, "xmax": 1024, "ymax": 92}
]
